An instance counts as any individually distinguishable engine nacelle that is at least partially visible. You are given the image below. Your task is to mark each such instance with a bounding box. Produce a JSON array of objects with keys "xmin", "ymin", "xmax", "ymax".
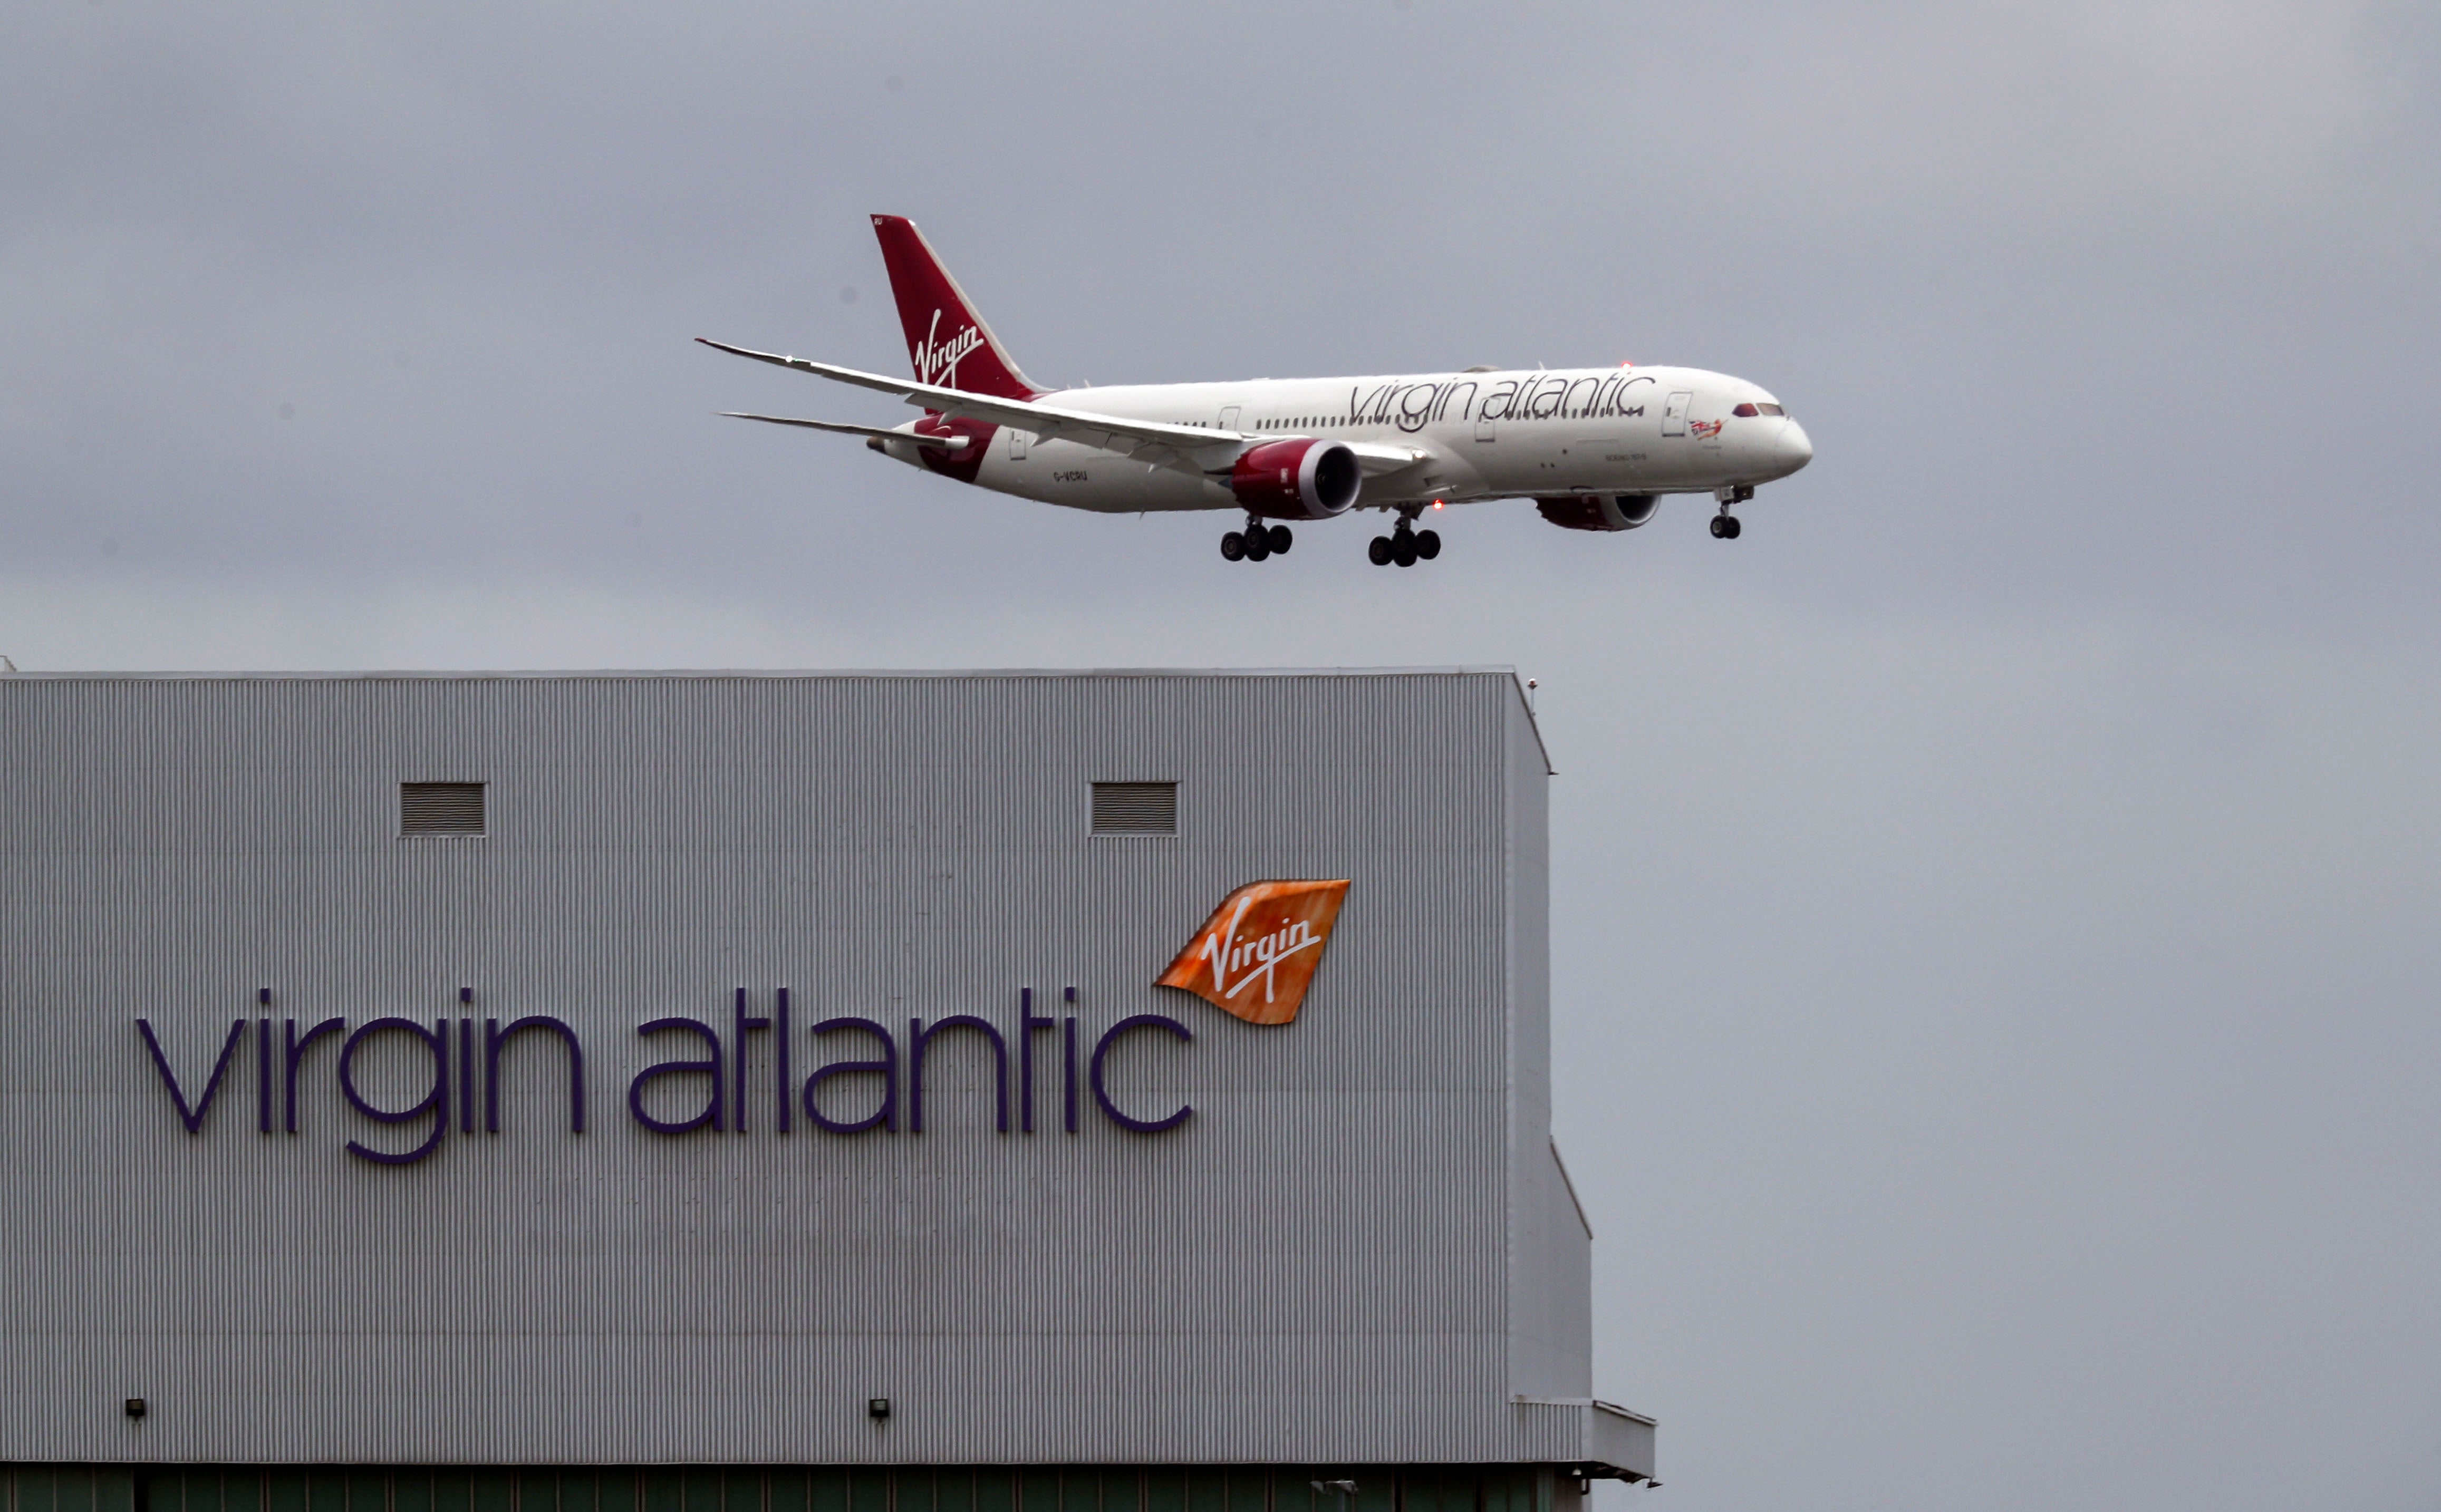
[
  {"xmin": 1231, "ymin": 439, "xmax": 1362, "ymax": 520},
  {"xmin": 1534, "ymin": 493, "xmax": 1661, "ymax": 532}
]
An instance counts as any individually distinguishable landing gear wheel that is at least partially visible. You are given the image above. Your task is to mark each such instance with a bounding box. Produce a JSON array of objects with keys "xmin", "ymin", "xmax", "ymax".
[
  {"xmin": 1267, "ymin": 524, "xmax": 1294, "ymax": 555},
  {"xmin": 1243, "ymin": 530, "xmax": 1271, "ymax": 561},
  {"xmin": 1392, "ymin": 532, "xmax": 1419, "ymax": 568},
  {"xmin": 1221, "ymin": 531, "xmax": 1246, "ymax": 561},
  {"xmin": 1711, "ymin": 484, "xmax": 1751, "ymax": 540},
  {"xmin": 1415, "ymin": 529, "xmax": 1441, "ymax": 560},
  {"xmin": 1368, "ymin": 536, "xmax": 1394, "ymax": 566}
]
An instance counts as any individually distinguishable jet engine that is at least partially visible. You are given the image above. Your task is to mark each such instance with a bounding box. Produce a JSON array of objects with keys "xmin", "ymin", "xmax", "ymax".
[
  {"xmin": 1534, "ymin": 493, "xmax": 1661, "ymax": 532},
  {"xmin": 1231, "ymin": 439, "xmax": 1362, "ymax": 520}
]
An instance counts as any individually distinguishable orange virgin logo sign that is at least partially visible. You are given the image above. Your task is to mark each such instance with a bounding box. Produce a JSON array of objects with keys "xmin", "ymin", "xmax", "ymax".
[{"xmin": 1156, "ymin": 879, "xmax": 1350, "ymax": 1026}]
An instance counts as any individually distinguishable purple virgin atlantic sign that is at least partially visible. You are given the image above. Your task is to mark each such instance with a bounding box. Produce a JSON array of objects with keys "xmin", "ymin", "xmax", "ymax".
[{"xmin": 136, "ymin": 986, "xmax": 1194, "ymax": 1166}]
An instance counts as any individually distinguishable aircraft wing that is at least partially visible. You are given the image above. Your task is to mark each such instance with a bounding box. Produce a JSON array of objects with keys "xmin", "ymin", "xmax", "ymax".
[
  {"xmin": 719, "ymin": 413, "xmax": 967, "ymax": 450},
  {"xmin": 697, "ymin": 338, "xmax": 1241, "ymax": 469}
]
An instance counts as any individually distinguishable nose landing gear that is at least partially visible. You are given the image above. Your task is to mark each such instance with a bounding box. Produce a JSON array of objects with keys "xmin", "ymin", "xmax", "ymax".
[
  {"xmin": 1221, "ymin": 516, "xmax": 1293, "ymax": 563},
  {"xmin": 1368, "ymin": 507, "xmax": 1442, "ymax": 568},
  {"xmin": 1710, "ymin": 484, "xmax": 1754, "ymax": 540}
]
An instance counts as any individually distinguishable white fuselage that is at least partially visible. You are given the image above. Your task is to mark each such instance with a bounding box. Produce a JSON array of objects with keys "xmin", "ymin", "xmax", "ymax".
[{"xmin": 885, "ymin": 364, "xmax": 1813, "ymax": 514}]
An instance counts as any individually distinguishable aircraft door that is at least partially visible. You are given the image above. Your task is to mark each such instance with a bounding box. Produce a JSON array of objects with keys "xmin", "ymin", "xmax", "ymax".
[
  {"xmin": 1475, "ymin": 413, "xmax": 1496, "ymax": 443},
  {"xmin": 1007, "ymin": 429, "xmax": 1029, "ymax": 460},
  {"xmin": 1662, "ymin": 391, "xmax": 1692, "ymax": 437},
  {"xmin": 1220, "ymin": 405, "xmax": 1241, "ymax": 431}
]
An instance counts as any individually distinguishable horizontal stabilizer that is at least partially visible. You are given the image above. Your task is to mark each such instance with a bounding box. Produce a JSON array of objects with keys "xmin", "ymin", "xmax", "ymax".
[
  {"xmin": 718, "ymin": 413, "xmax": 967, "ymax": 451},
  {"xmin": 697, "ymin": 338, "xmax": 1243, "ymax": 469}
]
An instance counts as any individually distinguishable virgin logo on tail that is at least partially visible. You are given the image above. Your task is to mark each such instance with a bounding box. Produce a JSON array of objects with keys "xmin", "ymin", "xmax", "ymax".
[
  {"xmin": 914, "ymin": 309, "xmax": 986, "ymax": 389},
  {"xmin": 869, "ymin": 214, "xmax": 1039, "ymax": 401},
  {"xmin": 1157, "ymin": 879, "xmax": 1350, "ymax": 1026}
]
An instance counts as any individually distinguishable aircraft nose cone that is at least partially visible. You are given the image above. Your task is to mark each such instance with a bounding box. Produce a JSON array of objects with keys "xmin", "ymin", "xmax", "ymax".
[{"xmin": 1778, "ymin": 420, "xmax": 1814, "ymax": 474}]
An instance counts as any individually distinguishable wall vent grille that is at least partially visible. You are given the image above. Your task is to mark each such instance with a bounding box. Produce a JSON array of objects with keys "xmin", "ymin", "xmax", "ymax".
[
  {"xmin": 400, "ymin": 781, "xmax": 485, "ymax": 836},
  {"xmin": 1091, "ymin": 781, "xmax": 1177, "ymax": 836}
]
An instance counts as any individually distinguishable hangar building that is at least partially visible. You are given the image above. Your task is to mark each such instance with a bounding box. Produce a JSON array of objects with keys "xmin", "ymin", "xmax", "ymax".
[{"xmin": 0, "ymin": 671, "xmax": 1652, "ymax": 1512}]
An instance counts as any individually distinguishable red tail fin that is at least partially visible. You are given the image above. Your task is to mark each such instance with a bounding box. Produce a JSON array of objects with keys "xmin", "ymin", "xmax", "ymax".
[{"xmin": 870, "ymin": 215, "xmax": 1039, "ymax": 400}]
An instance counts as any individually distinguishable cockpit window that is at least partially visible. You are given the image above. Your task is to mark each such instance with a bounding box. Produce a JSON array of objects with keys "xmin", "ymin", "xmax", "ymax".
[{"xmin": 1732, "ymin": 402, "xmax": 1787, "ymax": 418}]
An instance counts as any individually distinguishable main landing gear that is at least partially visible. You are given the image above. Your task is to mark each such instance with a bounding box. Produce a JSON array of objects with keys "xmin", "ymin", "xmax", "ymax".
[
  {"xmin": 1710, "ymin": 484, "xmax": 1754, "ymax": 540},
  {"xmin": 1367, "ymin": 508, "xmax": 1442, "ymax": 568},
  {"xmin": 1221, "ymin": 515, "xmax": 1293, "ymax": 563}
]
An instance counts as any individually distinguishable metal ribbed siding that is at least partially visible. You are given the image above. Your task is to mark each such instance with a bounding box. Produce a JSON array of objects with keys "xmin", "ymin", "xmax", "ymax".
[{"xmin": 0, "ymin": 672, "xmax": 1598, "ymax": 1470}]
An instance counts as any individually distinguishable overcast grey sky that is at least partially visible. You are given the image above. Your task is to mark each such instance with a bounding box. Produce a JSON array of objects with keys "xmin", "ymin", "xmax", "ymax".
[{"xmin": 6, "ymin": 3, "xmax": 2440, "ymax": 1507}]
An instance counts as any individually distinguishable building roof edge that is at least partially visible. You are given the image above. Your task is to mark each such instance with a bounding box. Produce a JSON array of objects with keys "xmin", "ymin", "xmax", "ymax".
[{"xmin": 0, "ymin": 665, "xmax": 1522, "ymax": 683}]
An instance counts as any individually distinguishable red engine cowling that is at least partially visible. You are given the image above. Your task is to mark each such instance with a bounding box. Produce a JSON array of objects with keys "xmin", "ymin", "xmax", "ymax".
[
  {"xmin": 1535, "ymin": 494, "xmax": 1661, "ymax": 532},
  {"xmin": 1231, "ymin": 439, "xmax": 1362, "ymax": 520}
]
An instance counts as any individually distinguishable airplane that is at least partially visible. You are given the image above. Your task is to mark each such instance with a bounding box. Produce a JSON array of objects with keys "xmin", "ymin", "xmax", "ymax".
[{"xmin": 699, "ymin": 215, "xmax": 1812, "ymax": 567}]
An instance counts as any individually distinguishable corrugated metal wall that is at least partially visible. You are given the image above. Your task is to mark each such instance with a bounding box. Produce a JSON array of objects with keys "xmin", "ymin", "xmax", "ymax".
[{"xmin": 0, "ymin": 672, "xmax": 1599, "ymax": 1469}]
